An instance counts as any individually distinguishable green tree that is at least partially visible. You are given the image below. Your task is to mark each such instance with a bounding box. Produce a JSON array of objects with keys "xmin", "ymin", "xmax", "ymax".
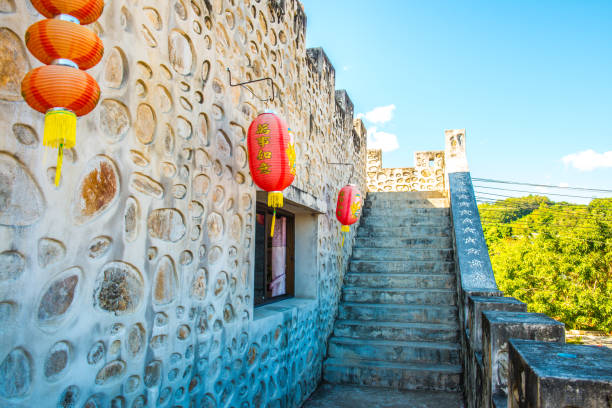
[{"xmin": 479, "ymin": 197, "xmax": 612, "ymax": 332}]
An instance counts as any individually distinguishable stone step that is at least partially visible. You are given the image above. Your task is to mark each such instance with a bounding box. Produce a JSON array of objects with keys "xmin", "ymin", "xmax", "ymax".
[
  {"xmin": 334, "ymin": 320, "xmax": 460, "ymax": 342},
  {"xmin": 349, "ymin": 260, "xmax": 455, "ymax": 274},
  {"xmin": 360, "ymin": 215, "xmax": 451, "ymax": 228},
  {"xmin": 354, "ymin": 236, "xmax": 452, "ymax": 249},
  {"xmin": 323, "ymin": 357, "xmax": 462, "ymax": 392},
  {"xmin": 367, "ymin": 191, "xmax": 447, "ymax": 201},
  {"xmin": 362, "ymin": 206, "xmax": 450, "ymax": 216},
  {"xmin": 338, "ymin": 302, "xmax": 459, "ymax": 324},
  {"xmin": 344, "ymin": 273, "xmax": 455, "ymax": 289},
  {"xmin": 328, "ymin": 336, "xmax": 461, "ymax": 365},
  {"xmin": 342, "ymin": 287, "xmax": 456, "ymax": 305},
  {"xmin": 352, "ymin": 248, "xmax": 454, "ymax": 262},
  {"xmin": 356, "ymin": 225, "xmax": 451, "ymax": 238},
  {"xmin": 365, "ymin": 198, "xmax": 450, "ymax": 209}
]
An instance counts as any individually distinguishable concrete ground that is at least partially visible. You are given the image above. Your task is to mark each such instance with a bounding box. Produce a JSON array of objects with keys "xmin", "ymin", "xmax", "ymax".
[{"xmin": 302, "ymin": 383, "xmax": 465, "ymax": 408}]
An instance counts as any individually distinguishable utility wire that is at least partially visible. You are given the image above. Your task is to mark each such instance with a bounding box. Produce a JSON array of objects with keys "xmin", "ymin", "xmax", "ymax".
[
  {"xmin": 476, "ymin": 205, "xmax": 612, "ymax": 221},
  {"xmin": 475, "ymin": 197, "xmax": 612, "ymax": 212},
  {"xmin": 479, "ymin": 221, "xmax": 606, "ymax": 233},
  {"xmin": 480, "ymin": 222, "xmax": 611, "ymax": 246},
  {"xmin": 473, "ymin": 186, "xmax": 608, "ymax": 200},
  {"xmin": 478, "ymin": 217, "xmax": 609, "ymax": 232},
  {"xmin": 472, "ymin": 177, "xmax": 612, "ymax": 194}
]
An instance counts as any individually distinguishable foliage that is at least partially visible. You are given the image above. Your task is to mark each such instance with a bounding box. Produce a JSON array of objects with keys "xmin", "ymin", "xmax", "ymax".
[{"xmin": 479, "ymin": 196, "xmax": 612, "ymax": 333}]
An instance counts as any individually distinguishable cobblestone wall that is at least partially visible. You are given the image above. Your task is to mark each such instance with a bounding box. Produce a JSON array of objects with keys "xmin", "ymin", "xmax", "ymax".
[
  {"xmin": 0, "ymin": 1, "xmax": 366, "ymax": 406},
  {"xmin": 366, "ymin": 148, "xmax": 445, "ymax": 192}
]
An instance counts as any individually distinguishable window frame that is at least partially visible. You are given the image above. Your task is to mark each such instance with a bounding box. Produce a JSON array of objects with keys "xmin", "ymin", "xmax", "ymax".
[{"xmin": 254, "ymin": 202, "xmax": 295, "ymax": 307}]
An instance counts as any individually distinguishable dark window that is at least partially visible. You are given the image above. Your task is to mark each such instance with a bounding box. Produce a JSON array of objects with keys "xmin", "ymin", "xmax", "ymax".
[{"xmin": 254, "ymin": 203, "xmax": 295, "ymax": 306}]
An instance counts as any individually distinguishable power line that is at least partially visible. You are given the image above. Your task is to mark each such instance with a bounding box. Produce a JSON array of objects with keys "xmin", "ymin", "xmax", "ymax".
[
  {"xmin": 472, "ymin": 177, "xmax": 612, "ymax": 194},
  {"xmin": 475, "ymin": 197, "xmax": 612, "ymax": 213},
  {"xmin": 480, "ymin": 222, "xmax": 611, "ymax": 246},
  {"xmin": 475, "ymin": 197, "xmax": 612, "ymax": 215},
  {"xmin": 479, "ymin": 219, "xmax": 609, "ymax": 233},
  {"xmin": 474, "ymin": 186, "xmax": 609, "ymax": 200},
  {"xmin": 476, "ymin": 205, "xmax": 612, "ymax": 222}
]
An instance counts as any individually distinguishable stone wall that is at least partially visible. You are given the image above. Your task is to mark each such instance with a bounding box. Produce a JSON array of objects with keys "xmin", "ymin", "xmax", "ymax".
[
  {"xmin": 0, "ymin": 1, "xmax": 366, "ymax": 406},
  {"xmin": 366, "ymin": 148, "xmax": 445, "ymax": 192},
  {"xmin": 445, "ymin": 130, "xmax": 612, "ymax": 408}
]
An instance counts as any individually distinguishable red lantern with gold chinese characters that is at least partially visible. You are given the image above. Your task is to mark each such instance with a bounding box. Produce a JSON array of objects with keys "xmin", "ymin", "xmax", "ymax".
[
  {"xmin": 336, "ymin": 184, "xmax": 362, "ymax": 245},
  {"xmin": 21, "ymin": 0, "xmax": 104, "ymax": 186},
  {"xmin": 247, "ymin": 112, "xmax": 296, "ymax": 236}
]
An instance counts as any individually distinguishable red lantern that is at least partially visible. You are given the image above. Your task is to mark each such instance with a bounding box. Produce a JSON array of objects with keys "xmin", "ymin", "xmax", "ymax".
[
  {"xmin": 336, "ymin": 184, "xmax": 362, "ymax": 245},
  {"xmin": 21, "ymin": 1, "xmax": 104, "ymax": 186},
  {"xmin": 247, "ymin": 112, "xmax": 296, "ymax": 236}
]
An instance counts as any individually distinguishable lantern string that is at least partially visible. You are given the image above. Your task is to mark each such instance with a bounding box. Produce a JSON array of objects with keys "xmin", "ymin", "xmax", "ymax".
[{"xmin": 270, "ymin": 207, "xmax": 276, "ymax": 238}]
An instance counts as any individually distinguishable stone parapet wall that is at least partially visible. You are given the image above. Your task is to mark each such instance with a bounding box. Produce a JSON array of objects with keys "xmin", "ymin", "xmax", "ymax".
[
  {"xmin": 366, "ymin": 148, "xmax": 445, "ymax": 192},
  {"xmin": 445, "ymin": 130, "xmax": 612, "ymax": 408},
  {"xmin": 0, "ymin": 1, "xmax": 366, "ymax": 406}
]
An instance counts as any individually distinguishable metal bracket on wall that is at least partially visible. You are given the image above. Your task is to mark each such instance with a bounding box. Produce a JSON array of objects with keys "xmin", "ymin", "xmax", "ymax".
[
  {"xmin": 227, "ymin": 68, "xmax": 275, "ymax": 102},
  {"xmin": 328, "ymin": 162, "xmax": 355, "ymax": 184}
]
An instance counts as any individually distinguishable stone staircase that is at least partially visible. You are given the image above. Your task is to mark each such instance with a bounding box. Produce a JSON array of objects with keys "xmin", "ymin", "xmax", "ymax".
[{"xmin": 323, "ymin": 191, "xmax": 463, "ymax": 392}]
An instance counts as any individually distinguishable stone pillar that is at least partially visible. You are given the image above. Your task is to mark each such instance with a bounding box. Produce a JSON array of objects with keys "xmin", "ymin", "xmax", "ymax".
[
  {"xmin": 483, "ymin": 312, "xmax": 565, "ymax": 408},
  {"xmin": 508, "ymin": 339, "xmax": 612, "ymax": 408},
  {"xmin": 468, "ymin": 296, "xmax": 527, "ymax": 354}
]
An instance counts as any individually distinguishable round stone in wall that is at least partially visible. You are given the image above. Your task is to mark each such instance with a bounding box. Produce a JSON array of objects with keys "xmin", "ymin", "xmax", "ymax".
[
  {"xmin": 88, "ymin": 236, "xmax": 112, "ymax": 260},
  {"xmin": 44, "ymin": 341, "xmax": 71, "ymax": 381},
  {"xmin": 99, "ymin": 99, "xmax": 131, "ymax": 143},
  {"xmin": 95, "ymin": 360, "xmax": 126, "ymax": 385},
  {"xmin": 168, "ymin": 29, "xmax": 195, "ymax": 75},
  {"xmin": 12, "ymin": 123, "xmax": 38, "ymax": 147},
  {"xmin": 0, "ymin": 347, "xmax": 32, "ymax": 398},
  {"xmin": 147, "ymin": 208, "xmax": 186, "ymax": 242},
  {"xmin": 153, "ymin": 256, "xmax": 178, "ymax": 306},
  {"xmin": 72, "ymin": 155, "xmax": 120, "ymax": 225},
  {"xmin": 0, "ymin": 152, "xmax": 45, "ymax": 226},
  {"xmin": 0, "ymin": 28, "xmax": 30, "ymax": 101},
  {"xmin": 0, "ymin": 250, "xmax": 24, "ymax": 281},
  {"xmin": 37, "ymin": 267, "xmax": 81, "ymax": 328},
  {"xmin": 127, "ymin": 323, "xmax": 146, "ymax": 357},
  {"xmin": 94, "ymin": 261, "xmax": 144, "ymax": 315}
]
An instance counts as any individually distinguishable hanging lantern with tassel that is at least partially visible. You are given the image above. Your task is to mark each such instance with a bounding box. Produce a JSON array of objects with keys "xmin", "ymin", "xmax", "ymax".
[
  {"xmin": 247, "ymin": 112, "xmax": 296, "ymax": 237},
  {"xmin": 336, "ymin": 184, "xmax": 362, "ymax": 246},
  {"xmin": 21, "ymin": 0, "xmax": 104, "ymax": 186}
]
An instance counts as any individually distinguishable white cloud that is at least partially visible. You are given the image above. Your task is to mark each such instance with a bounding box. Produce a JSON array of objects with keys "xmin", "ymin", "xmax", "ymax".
[
  {"xmin": 342, "ymin": 65, "xmax": 351, "ymax": 71},
  {"xmin": 561, "ymin": 149, "xmax": 612, "ymax": 171},
  {"xmin": 367, "ymin": 127, "xmax": 399, "ymax": 152},
  {"xmin": 559, "ymin": 182, "xmax": 569, "ymax": 188},
  {"xmin": 356, "ymin": 104, "xmax": 396, "ymax": 124}
]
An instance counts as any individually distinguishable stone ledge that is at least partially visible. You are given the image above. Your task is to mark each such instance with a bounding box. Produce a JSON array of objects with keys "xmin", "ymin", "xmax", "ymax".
[{"xmin": 253, "ymin": 298, "xmax": 318, "ymax": 325}]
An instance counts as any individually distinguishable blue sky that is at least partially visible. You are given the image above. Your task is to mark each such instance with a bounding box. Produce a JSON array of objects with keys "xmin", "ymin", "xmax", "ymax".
[{"xmin": 302, "ymin": 0, "xmax": 612, "ymax": 202}]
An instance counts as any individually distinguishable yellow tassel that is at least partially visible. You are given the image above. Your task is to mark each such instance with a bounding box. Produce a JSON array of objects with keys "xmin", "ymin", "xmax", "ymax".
[
  {"xmin": 268, "ymin": 192, "xmax": 283, "ymax": 238},
  {"xmin": 55, "ymin": 143, "xmax": 64, "ymax": 187},
  {"xmin": 268, "ymin": 191, "xmax": 284, "ymax": 208},
  {"xmin": 44, "ymin": 109, "xmax": 76, "ymax": 149},
  {"xmin": 341, "ymin": 225, "xmax": 349, "ymax": 247},
  {"xmin": 270, "ymin": 207, "xmax": 276, "ymax": 238},
  {"xmin": 44, "ymin": 109, "xmax": 76, "ymax": 186}
]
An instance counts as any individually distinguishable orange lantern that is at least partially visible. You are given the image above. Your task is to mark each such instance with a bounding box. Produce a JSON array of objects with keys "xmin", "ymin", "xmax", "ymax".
[
  {"xmin": 247, "ymin": 112, "xmax": 296, "ymax": 236},
  {"xmin": 25, "ymin": 19, "xmax": 104, "ymax": 69},
  {"xmin": 21, "ymin": 1, "xmax": 104, "ymax": 186},
  {"xmin": 336, "ymin": 184, "xmax": 362, "ymax": 245},
  {"xmin": 29, "ymin": 0, "xmax": 105, "ymax": 25}
]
